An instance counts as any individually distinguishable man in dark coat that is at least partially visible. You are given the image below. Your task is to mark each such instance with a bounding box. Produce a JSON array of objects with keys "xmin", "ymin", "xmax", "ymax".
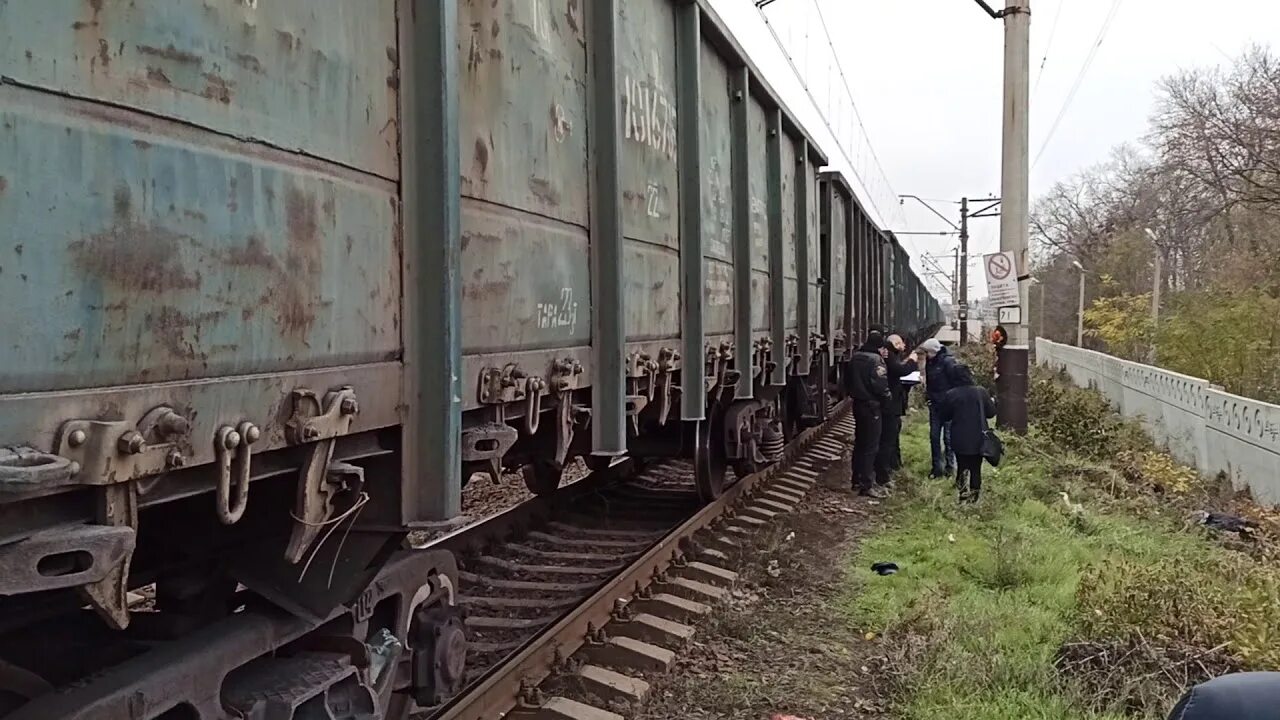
[
  {"xmin": 876, "ymin": 334, "xmax": 918, "ymax": 488},
  {"xmin": 1166, "ymin": 672, "xmax": 1280, "ymax": 719},
  {"xmin": 921, "ymin": 338, "xmax": 957, "ymax": 478},
  {"xmin": 938, "ymin": 363, "xmax": 996, "ymax": 503},
  {"xmin": 844, "ymin": 331, "xmax": 891, "ymax": 498}
]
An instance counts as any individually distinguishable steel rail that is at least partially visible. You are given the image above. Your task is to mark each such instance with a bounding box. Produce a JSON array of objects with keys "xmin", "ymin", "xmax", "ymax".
[{"xmin": 429, "ymin": 400, "xmax": 851, "ymax": 720}]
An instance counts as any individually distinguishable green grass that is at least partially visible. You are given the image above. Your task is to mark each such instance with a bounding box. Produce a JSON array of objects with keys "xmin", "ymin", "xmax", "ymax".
[{"xmin": 838, "ymin": 415, "xmax": 1256, "ymax": 720}]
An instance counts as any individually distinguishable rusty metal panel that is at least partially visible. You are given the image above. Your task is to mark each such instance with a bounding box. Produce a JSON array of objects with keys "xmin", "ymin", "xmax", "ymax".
[
  {"xmin": 784, "ymin": 279, "xmax": 799, "ymax": 332},
  {"xmin": 0, "ymin": 84, "xmax": 399, "ymax": 394},
  {"xmin": 706, "ymin": 259, "xmax": 734, "ymax": 335},
  {"xmin": 781, "ymin": 139, "xmax": 798, "ymax": 280},
  {"xmin": 699, "ymin": 40, "xmax": 733, "ymax": 347},
  {"xmin": 456, "ymin": 0, "xmax": 595, "ymax": 384},
  {"xmin": 831, "ymin": 191, "xmax": 848, "ymax": 337},
  {"xmin": 618, "ymin": 0, "xmax": 680, "ymax": 342},
  {"xmin": 625, "ymin": 243, "xmax": 680, "ymax": 341},
  {"xmin": 459, "ymin": 0, "xmax": 588, "ymax": 226},
  {"xmin": 617, "ymin": 0, "xmax": 679, "ymax": 252},
  {"xmin": 750, "ymin": 271, "xmax": 771, "ymax": 333},
  {"xmin": 747, "ymin": 95, "xmax": 769, "ymax": 333},
  {"xmin": 807, "ymin": 165, "xmax": 820, "ymax": 331},
  {"xmin": 459, "ymin": 202, "xmax": 590, "ymax": 353},
  {"xmin": 699, "ymin": 42, "xmax": 733, "ymax": 264},
  {"xmin": 780, "ymin": 136, "xmax": 798, "ymax": 331},
  {"xmin": 747, "ymin": 99, "xmax": 769, "ymax": 273},
  {"xmin": 0, "ymin": 0, "xmax": 398, "ymax": 180}
]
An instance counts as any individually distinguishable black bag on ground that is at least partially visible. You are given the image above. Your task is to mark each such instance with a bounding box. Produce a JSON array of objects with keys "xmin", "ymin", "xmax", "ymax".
[{"xmin": 981, "ymin": 429, "xmax": 1003, "ymax": 467}]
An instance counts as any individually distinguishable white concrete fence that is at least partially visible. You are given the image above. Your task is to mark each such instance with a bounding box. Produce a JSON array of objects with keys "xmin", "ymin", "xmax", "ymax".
[{"xmin": 1035, "ymin": 338, "xmax": 1280, "ymax": 506}]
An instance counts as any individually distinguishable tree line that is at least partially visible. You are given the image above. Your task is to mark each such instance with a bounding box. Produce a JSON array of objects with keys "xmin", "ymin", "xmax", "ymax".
[{"xmin": 1031, "ymin": 45, "xmax": 1280, "ymax": 403}]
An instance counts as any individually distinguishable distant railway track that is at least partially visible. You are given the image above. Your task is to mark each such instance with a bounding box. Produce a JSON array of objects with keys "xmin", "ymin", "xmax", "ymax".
[{"xmin": 421, "ymin": 402, "xmax": 854, "ymax": 720}]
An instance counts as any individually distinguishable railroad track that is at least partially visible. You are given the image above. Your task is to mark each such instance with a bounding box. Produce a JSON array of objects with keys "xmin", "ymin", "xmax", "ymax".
[{"xmin": 422, "ymin": 403, "xmax": 855, "ymax": 720}]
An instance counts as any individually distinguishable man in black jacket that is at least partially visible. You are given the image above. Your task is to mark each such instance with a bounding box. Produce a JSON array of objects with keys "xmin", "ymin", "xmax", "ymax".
[
  {"xmin": 877, "ymin": 334, "xmax": 918, "ymax": 488},
  {"xmin": 921, "ymin": 338, "xmax": 957, "ymax": 478},
  {"xmin": 938, "ymin": 364, "xmax": 996, "ymax": 503},
  {"xmin": 845, "ymin": 331, "xmax": 891, "ymax": 498}
]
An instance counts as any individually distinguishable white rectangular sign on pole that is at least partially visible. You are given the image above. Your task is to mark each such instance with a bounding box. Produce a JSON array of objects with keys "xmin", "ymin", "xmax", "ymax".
[{"xmin": 983, "ymin": 251, "xmax": 1020, "ymax": 308}]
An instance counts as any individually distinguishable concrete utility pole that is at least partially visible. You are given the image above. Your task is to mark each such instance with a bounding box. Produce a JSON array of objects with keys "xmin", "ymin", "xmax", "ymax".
[{"xmin": 978, "ymin": 0, "xmax": 1031, "ymax": 433}]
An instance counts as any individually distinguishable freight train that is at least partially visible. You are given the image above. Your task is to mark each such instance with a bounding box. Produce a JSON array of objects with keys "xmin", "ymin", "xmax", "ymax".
[{"xmin": 0, "ymin": 0, "xmax": 941, "ymax": 717}]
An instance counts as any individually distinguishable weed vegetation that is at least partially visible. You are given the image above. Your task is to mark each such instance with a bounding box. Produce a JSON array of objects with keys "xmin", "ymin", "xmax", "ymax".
[{"xmin": 842, "ymin": 361, "xmax": 1280, "ymax": 719}]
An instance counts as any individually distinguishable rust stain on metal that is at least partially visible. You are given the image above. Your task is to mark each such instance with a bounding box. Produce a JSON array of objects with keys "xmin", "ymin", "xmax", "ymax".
[
  {"xmin": 528, "ymin": 176, "xmax": 560, "ymax": 206},
  {"xmin": 201, "ymin": 73, "xmax": 233, "ymax": 104},
  {"xmin": 0, "ymin": 177, "xmax": 7, "ymax": 195},
  {"xmin": 260, "ymin": 187, "xmax": 324, "ymax": 338},
  {"xmin": 146, "ymin": 66, "xmax": 173, "ymax": 87},
  {"xmin": 460, "ymin": 231, "xmax": 503, "ymax": 254},
  {"xmin": 491, "ymin": 19, "xmax": 500, "ymax": 38},
  {"xmin": 97, "ymin": 38, "xmax": 111, "ymax": 68},
  {"xmin": 465, "ymin": 260, "xmax": 516, "ymax": 302},
  {"xmin": 473, "ymin": 139, "xmax": 489, "ymax": 177},
  {"xmin": 136, "ymin": 43, "xmax": 203, "ymax": 66},
  {"xmin": 132, "ymin": 139, "xmax": 153, "ymax": 150},
  {"xmin": 286, "ymin": 188, "xmax": 320, "ymax": 253},
  {"xmin": 275, "ymin": 30, "xmax": 299, "ymax": 52},
  {"xmin": 233, "ymin": 52, "xmax": 263, "ymax": 74},
  {"xmin": 69, "ymin": 185, "xmax": 202, "ymax": 293},
  {"xmin": 467, "ymin": 23, "xmax": 483, "ymax": 72},
  {"xmin": 145, "ymin": 306, "xmax": 227, "ymax": 361},
  {"xmin": 222, "ymin": 235, "xmax": 278, "ymax": 271}
]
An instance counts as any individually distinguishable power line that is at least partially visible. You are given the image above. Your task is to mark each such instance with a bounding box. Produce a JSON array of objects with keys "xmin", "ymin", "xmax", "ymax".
[
  {"xmin": 809, "ymin": 0, "xmax": 899, "ymax": 208},
  {"xmin": 1031, "ymin": 0, "xmax": 1065, "ymax": 98},
  {"xmin": 1031, "ymin": 0, "xmax": 1125, "ymax": 169},
  {"xmin": 757, "ymin": 1, "xmax": 903, "ymax": 229}
]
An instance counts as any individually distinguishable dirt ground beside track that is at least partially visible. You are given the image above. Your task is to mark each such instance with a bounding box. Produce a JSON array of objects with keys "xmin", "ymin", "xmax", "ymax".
[{"xmin": 632, "ymin": 453, "xmax": 902, "ymax": 720}]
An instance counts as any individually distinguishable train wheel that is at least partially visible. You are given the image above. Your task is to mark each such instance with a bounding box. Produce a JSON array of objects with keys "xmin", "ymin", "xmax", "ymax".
[
  {"xmin": 689, "ymin": 418, "xmax": 726, "ymax": 504},
  {"xmin": 522, "ymin": 460, "xmax": 563, "ymax": 495}
]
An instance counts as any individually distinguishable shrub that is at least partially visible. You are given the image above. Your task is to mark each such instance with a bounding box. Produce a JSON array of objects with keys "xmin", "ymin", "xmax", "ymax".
[
  {"xmin": 1028, "ymin": 367, "xmax": 1128, "ymax": 459},
  {"xmin": 953, "ymin": 342, "xmax": 996, "ymax": 396},
  {"xmin": 1115, "ymin": 449, "xmax": 1200, "ymax": 496},
  {"xmin": 1062, "ymin": 555, "xmax": 1280, "ymax": 715}
]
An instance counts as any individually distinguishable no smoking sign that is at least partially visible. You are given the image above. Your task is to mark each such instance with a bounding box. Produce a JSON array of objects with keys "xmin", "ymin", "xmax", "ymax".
[
  {"xmin": 984, "ymin": 251, "xmax": 1020, "ymax": 308},
  {"xmin": 987, "ymin": 253, "xmax": 1012, "ymax": 280}
]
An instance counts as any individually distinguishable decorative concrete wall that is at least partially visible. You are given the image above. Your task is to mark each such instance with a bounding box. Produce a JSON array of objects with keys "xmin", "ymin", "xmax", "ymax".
[{"xmin": 1035, "ymin": 338, "xmax": 1280, "ymax": 506}]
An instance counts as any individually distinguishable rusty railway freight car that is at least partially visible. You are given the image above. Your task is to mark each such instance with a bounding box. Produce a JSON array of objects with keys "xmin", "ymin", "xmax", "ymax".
[{"xmin": 0, "ymin": 1, "xmax": 939, "ymax": 718}]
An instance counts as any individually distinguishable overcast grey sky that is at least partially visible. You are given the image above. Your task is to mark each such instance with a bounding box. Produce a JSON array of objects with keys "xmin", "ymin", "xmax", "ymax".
[{"xmin": 708, "ymin": 0, "xmax": 1280, "ymax": 301}]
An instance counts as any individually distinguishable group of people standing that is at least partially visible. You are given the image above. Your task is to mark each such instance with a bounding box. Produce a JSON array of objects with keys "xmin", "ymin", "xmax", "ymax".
[{"xmin": 842, "ymin": 329, "xmax": 995, "ymax": 503}]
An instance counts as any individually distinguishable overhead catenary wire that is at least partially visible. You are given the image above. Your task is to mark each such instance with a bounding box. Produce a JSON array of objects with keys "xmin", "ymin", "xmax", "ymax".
[
  {"xmin": 1031, "ymin": 0, "xmax": 1066, "ymax": 97},
  {"xmin": 1032, "ymin": 0, "xmax": 1126, "ymax": 169},
  {"xmin": 756, "ymin": 1, "xmax": 904, "ymax": 230}
]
